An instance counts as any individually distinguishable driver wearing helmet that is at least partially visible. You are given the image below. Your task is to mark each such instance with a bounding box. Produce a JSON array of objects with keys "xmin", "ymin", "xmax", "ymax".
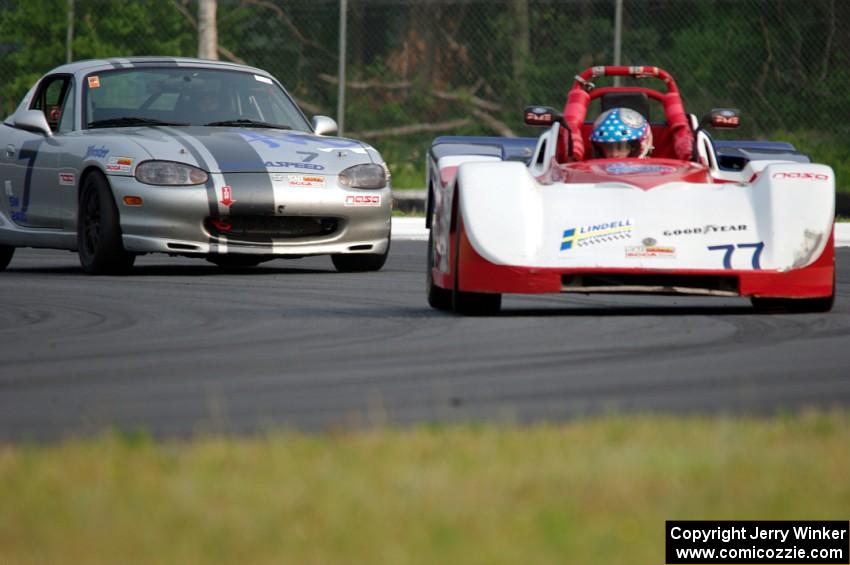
[{"xmin": 590, "ymin": 107, "xmax": 653, "ymax": 158}]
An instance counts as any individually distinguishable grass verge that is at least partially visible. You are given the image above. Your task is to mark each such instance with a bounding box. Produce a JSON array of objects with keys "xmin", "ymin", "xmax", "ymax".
[{"xmin": 2, "ymin": 411, "xmax": 849, "ymax": 565}]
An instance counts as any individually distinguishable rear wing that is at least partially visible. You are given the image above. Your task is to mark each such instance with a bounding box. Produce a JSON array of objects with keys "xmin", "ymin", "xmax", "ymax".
[
  {"xmin": 430, "ymin": 136, "xmax": 538, "ymax": 165},
  {"xmin": 714, "ymin": 140, "xmax": 810, "ymax": 171}
]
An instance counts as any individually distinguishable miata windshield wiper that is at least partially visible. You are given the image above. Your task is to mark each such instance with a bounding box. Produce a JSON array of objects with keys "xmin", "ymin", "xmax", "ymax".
[
  {"xmin": 87, "ymin": 117, "xmax": 189, "ymax": 128},
  {"xmin": 205, "ymin": 119, "xmax": 292, "ymax": 129}
]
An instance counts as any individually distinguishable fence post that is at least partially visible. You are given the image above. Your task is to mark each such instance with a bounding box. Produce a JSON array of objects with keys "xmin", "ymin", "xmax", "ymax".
[
  {"xmin": 337, "ymin": 0, "xmax": 348, "ymax": 136},
  {"xmin": 198, "ymin": 0, "xmax": 218, "ymax": 60},
  {"xmin": 66, "ymin": 0, "xmax": 74, "ymax": 63},
  {"xmin": 613, "ymin": 0, "xmax": 623, "ymax": 86}
]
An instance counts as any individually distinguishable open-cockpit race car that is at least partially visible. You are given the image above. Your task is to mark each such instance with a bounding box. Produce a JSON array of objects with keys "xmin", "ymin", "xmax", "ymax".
[{"xmin": 426, "ymin": 66, "xmax": 835, "ymax": 314}]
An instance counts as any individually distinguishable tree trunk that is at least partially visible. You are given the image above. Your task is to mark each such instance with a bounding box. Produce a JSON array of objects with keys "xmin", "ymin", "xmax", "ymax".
[{"xmin": 198, "ymin": 0, "xmax": 218, "ymax": 60}]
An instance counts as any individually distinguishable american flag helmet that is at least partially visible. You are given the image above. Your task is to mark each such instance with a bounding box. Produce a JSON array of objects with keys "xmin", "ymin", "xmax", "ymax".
[{"xmin": 590, "ymin": 107, "xmax": 653, "ymax": 158}]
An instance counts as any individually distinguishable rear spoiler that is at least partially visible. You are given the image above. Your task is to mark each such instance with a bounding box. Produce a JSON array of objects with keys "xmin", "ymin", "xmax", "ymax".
[
  {"xmin": 713, "ymin": 140, "xmax": 810, "ymax": 171},
  {"xmin": 430, "ymin": 136, "xmax": 538, "ymax": 165}
]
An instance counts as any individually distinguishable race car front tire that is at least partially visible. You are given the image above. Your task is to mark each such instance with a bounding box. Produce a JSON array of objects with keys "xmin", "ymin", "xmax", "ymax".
[
  {"xmin": 426, "ymin": 229, "xmax": 452, "ymax": 310},
  {"xmin": 77, "ymin": 172, "xmax": 136, "ymax": 275},
  {"xmin": 331, "ymin": 237, "xmax": 390, "ymax": 273},
  {"xmin": 0, "ymin": 245, "xmax": 14, "ymax": 271},
  {"xmin": 751, "ymin": 271, "xmax": 835, "ymax": 313},
  {"xmin": 751, "ymin": 295, "xmax": 834, "ymax": 313},
  {"xmin": 207, "ymin": 255, "xmax": 267, "ymax": 269},
  {"xmin": 452, "ymin": 289, "xmax": 502, "ymax": 316}
]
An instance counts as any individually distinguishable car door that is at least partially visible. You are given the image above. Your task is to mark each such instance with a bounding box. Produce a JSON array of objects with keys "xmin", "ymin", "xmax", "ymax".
[{"xmin": 1, "ymin": 75, "xmax": 73, "ymax": 229}]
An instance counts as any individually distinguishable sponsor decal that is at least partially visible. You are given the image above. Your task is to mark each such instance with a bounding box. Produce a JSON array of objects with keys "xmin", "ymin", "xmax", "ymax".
[
  {"xmin": 8, "ymin": 196, "xmax": 20, "ymax": 208},
  {"xmin": 525, "ymin": 108, "xmax": 555, "ymax": 124},
  {"xmin": 663, "ymin": 224, "xmax": 747, "ymax": 237},
  {"xmin": 772, "ymin": 172, "xmax": 829, "ymax": 181},
  {"xmin": 219, "ymin": 185, "xmax": 235, "ymax": 207},
  {"xmin": 254, "ymin": 75, "xmax": 273, "ymax": 84},
  {"xmin": 58, "ymin": 172, "xmax": 75, "ymax": 186},
  {"xmin": 288, "ymin": 175, "xmax": 325, "ymax": 188},
  {"xmin": 604, "ymin": 163, "xmax": 676, "ymax": 175},
  {"xmin": 344, "ymin": 194, "xmax": 381, "ymax": 207},
  {"xmin": 4, "ymin": 180, "xmax": 12, "ymax": 196},
  {"xmin": 626, "ymin": 245, "xmax": 676, "ymax": 258},
  {"xmin": 85, "ymin": 145, "xmax": 110, "ymax": 159},
  {"xmin": 105, "ymin": 156, "xmax": 133, "ymax": 173},
  {"xmin": 264, "ymin": 160, "xmax": 325, "ymax": 171},
  {"xmin": 561, "ymin": 219, "xmax": 634, "ymax": 251},
  {"xmin": 87, "ymin": 75, "xmax": 101, "ymax": 88},
  {"xmin": 11, "ymin": 211, "xmax": 27, "ymax": 222},
  {"xmin": 713, "ymin": 114, "xmax": 739, "ymax": 126}
]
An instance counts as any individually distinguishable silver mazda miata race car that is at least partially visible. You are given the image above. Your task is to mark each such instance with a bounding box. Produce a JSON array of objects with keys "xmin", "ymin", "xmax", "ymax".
[{"xmin": 0, "ymin": 57, "xmax": 391, "ymax": 274}]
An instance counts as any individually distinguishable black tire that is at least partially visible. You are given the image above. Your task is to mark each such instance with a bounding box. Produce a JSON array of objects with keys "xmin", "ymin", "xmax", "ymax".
[
  {"xmin": 207, "ymin": 255, "xmax": 266, "ymax": 269},
  {"xmin": 451, "ymin": 207, "xmax": 501, "ymax": 316},
  {"xmin": 0, "ymin": 245, "xmax": 14, "ymax": 271},
  {"xmin": 751, "ymin": 294, "xmax": 834, "ymax": 314},
  {"xmin": 751, "ymin": 271, "xmax": 835, "ymax": 314},
  {"xmin": 77, "ymin": 172, "xmax": 135, "ymax": 275},
  {"xmin": 426, "ymin": 228, "xmax": 452, "ymax": 311},
  {"xmin": 331, "ymin": 237, "xmax": 390, "ymax": 273}
]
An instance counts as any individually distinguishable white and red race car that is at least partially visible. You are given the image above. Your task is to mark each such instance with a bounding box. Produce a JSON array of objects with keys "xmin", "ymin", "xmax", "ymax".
[{"xmin": 426, "ymin": 66, "xmax": 835, "ymax": 314}]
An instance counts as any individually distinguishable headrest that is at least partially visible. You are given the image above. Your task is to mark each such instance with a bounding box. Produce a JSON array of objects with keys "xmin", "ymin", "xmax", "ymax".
[{"xmin": 601, "ymin": 92, "xmax": 650, "ymax": 122}]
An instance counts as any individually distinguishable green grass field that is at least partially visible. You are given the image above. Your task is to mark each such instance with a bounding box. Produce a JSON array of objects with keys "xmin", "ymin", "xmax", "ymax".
[{"xmin": 2, "ymin": 412, "xmax": 848, "ymax": 565}]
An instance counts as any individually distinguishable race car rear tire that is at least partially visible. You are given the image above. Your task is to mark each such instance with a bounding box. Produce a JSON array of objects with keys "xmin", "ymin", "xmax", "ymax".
[
  {"xmin": 426, "ymin": 229, "xmax": 452, "ymax": 311},
  {"xmin": 751, "ymin": 294, "xmax": 834, "ymax": 314},
  {"xmin": 751, "ymin": 271, "xmax": 835, "ymax": 314},
  {"xmin": 331, "ymin": 237, "xmax": 390, "ymax": 272},
  {"xmin": 0, "ymin": 245, "xmax": 14, "ymax": 271},
  {"xmin": 77, "ymin": 172, "xmax": 136, "ymax": 275},
  {"xmin": 207, "ymin": 255, "xmax": 267, "ymax": 269}
]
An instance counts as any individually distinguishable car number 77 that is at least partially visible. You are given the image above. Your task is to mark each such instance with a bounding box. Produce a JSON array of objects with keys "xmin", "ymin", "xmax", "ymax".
[{"xmin": 707, "ymin": 242, "xmax": 765, "ymax": 270}]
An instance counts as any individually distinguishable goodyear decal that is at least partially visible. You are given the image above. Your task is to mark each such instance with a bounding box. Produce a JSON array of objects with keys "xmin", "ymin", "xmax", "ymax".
[{"xmin": 561, "ymin": 219, "xmax": 634, "ymax": 251}]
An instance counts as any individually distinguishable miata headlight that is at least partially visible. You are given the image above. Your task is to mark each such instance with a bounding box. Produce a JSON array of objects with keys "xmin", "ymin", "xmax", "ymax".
[
  {"xmin": 338, "ymin": 164, "xmax": 387, "ymax": 189},
  {"xmin": 135, "ymin": 161, "xmax": 208, "ymax": 186}
]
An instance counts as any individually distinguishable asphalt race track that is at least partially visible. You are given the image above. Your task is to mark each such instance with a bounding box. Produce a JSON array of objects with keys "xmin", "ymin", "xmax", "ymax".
[{"xmin": 1, "ymin": 243, "xmax": 848, "ymax": 442}]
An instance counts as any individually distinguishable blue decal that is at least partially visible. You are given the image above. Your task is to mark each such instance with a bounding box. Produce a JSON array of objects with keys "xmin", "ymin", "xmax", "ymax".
[
  {"xmin": 708, "ymin": 242, "xmax": 764, "ymax": 270},
  {"xmin": 8, "ymin": 196, "xmax": 20, "ymax": 208},
  {"xmin": 238, "ymin": 131, "xmax": 281, "ymax": 149},
  {"xmin": 561, "ymin": 228, "xmax": 576, "ymax": 250},
  {"xmin": 10, "ymin": 211, "xmax": 27, "ymax": 223},
  {"xmin": 737, "ymin": 242, "xmax": 765, "ymax": 270},
  {"xmin": 296, "ymin": 151, "xmax": 318, "ymax": 163},
  {"xmin": 707, "ymin": 244, "xmax": 735, "ymax": 269},
  {"xmin": 17, "ymin": 140, "xmax": 43, "ymax": 213},
  {"xmin": 85, "ymin": 145, "xmax": 110, "ymax": 159},
  {"xmin": 604, "ymin": 163, "xmax": 676, "ymax": 175},
  {"xmin": 238, "ymin": 130, "xmax": 360, "ymax": 148}
]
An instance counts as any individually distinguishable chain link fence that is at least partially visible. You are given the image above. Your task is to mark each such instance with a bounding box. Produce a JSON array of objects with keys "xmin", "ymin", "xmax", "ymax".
[{"xmin": 1, "ymin": 0, "xmax": 848, "ymax": 188}]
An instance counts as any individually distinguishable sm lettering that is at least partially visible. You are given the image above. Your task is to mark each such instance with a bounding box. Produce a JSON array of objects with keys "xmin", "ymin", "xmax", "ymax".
[
  {"xmin": 344, "ymin": 194, "xmax": 381, "ymax": 206},
  {"xmin": 773, "ymin": 172, "xmax": 829, "ymax": 181}
]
